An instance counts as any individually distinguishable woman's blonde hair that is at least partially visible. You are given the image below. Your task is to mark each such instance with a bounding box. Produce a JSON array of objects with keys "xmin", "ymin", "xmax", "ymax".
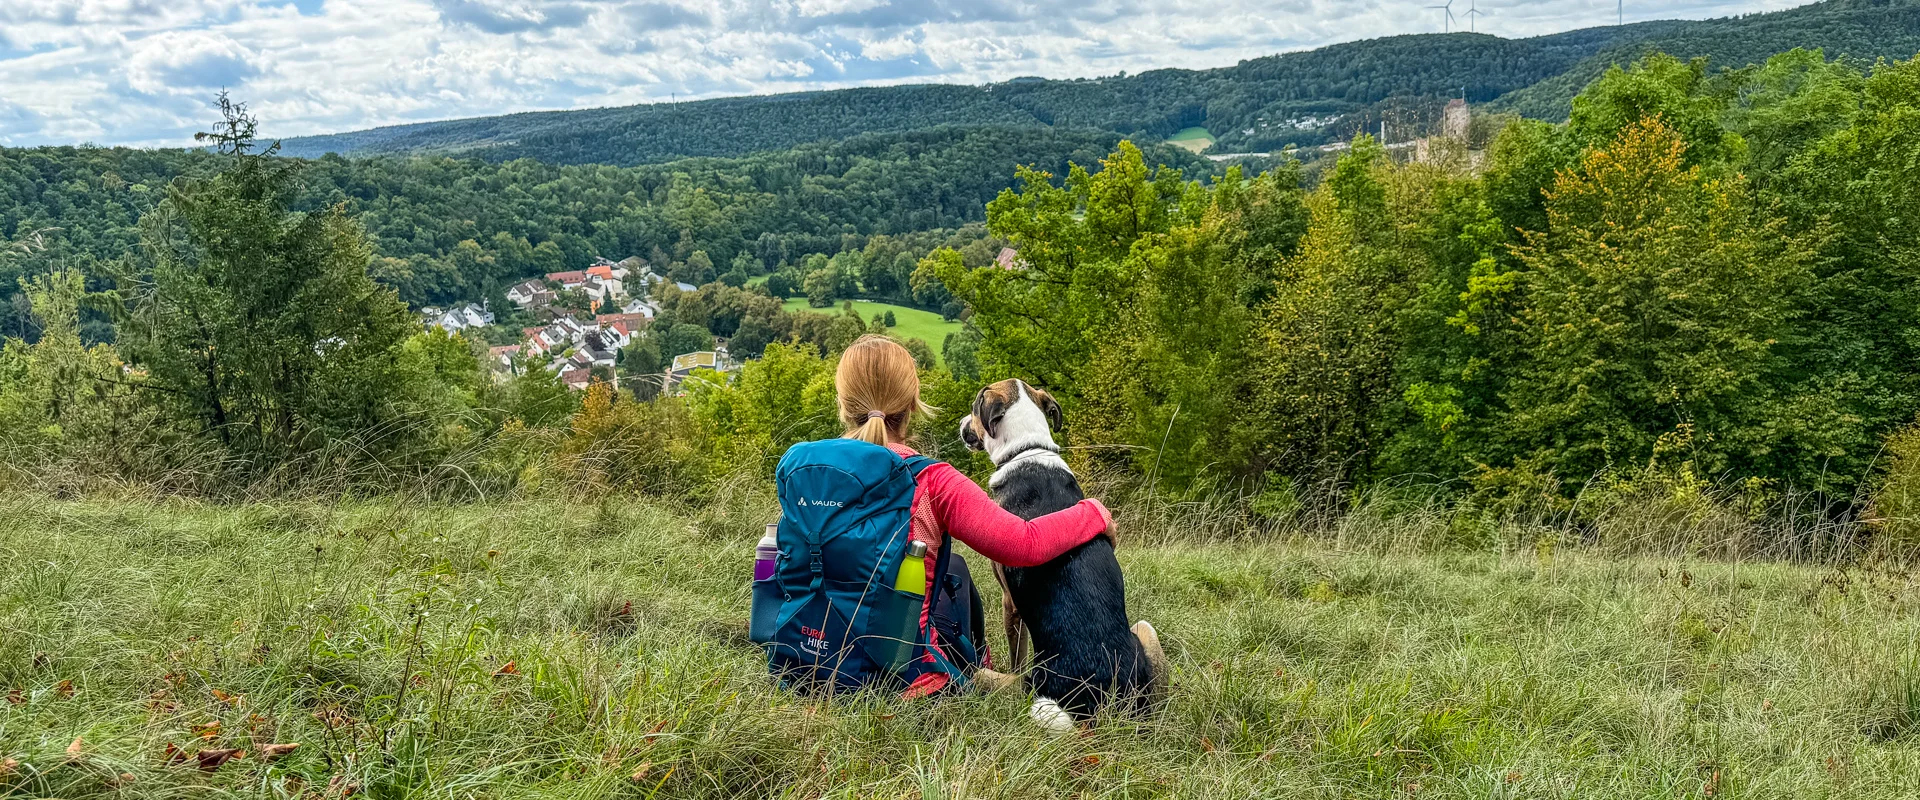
[{"xmin": 836, "ymin": 335, "xmax": 935, "ymax": 445}]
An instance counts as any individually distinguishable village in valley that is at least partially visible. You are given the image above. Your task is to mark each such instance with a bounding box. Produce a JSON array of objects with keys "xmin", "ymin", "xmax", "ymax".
[{"xmin": 419, "ymin": 257, "xmax": 729, "ymax": 394}]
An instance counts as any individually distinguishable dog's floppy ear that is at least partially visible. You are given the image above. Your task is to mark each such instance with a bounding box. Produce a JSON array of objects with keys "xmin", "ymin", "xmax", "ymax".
[
  {"xmin": 972, "ymin": 384, "xmax": 1007, "ymax": 440},
  {"xmin": 1030, "ymin": 387, "xmax": 1065, "ymax": 433}
]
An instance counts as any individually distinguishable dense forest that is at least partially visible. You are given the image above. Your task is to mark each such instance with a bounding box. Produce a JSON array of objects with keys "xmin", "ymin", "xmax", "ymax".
[
  {"xmin": 278, "ymin": 0, "xmax": 1920, "ymax": 164},
  {"xmin": 0, "ymin": 127, "xmax": 1212, "ymax": 336}
]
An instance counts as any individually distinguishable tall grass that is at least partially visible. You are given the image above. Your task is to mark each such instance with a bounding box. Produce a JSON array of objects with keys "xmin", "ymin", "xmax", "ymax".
[{"xmin": 3, "ymin": 492, "xmax": 1918, "ymax": 798}]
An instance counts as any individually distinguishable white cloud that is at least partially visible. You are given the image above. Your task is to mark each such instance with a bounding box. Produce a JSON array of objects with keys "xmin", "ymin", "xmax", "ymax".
[
  {"xmin": 0, "ymin": 0, "xmax": 1818, "ymax": 147},
  {"xmin": 127, "ymin": 31, "xmax": 265, "ymax": 94}
]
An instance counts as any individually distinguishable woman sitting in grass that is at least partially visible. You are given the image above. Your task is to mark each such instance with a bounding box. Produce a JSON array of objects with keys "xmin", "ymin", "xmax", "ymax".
[{"xmin": 759, "ymin": 335, "xmax": 1112, "ymax": 696}]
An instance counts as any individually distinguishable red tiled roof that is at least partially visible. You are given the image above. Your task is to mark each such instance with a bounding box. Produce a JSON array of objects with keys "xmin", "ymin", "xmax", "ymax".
[{"xmin": 595, "ymin": 312, "xmax": 649, "ymax": 327}]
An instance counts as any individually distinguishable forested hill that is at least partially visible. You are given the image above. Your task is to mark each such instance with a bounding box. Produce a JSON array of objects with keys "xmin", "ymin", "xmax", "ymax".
[
  {"xmin": 278, "ymin": 0, "xmax": 1920, "ymax": 166},
  {"xmin": 0, "ymin": 126, "xmax": 1211, "ymax": 335}
]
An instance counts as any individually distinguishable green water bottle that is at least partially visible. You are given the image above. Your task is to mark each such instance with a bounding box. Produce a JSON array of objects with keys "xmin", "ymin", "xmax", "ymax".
[{"xmin": 894, "ymin": 540, "xmax": 928, "ymax": 594}]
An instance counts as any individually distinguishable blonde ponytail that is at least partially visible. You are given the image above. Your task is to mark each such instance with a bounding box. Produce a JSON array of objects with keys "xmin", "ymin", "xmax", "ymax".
[
  {"xmin": 851, "ymin": 410, "xmax": 890, "ymax": 445},
  {"xmin": 836, "ymin": 335, "xmax": 935, "ymax": 445}
]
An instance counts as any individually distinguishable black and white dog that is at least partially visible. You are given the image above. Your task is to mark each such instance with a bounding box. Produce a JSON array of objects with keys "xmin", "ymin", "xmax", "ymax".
[{"xmin": 960, "ymin": 379, "xmax": 1166, "ymax": 730}]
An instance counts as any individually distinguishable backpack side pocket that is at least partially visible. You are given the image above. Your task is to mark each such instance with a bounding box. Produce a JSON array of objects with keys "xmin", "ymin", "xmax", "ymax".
[{"xmin": 749, "ymin": 576, "xmax": 781, "ymax": 644}]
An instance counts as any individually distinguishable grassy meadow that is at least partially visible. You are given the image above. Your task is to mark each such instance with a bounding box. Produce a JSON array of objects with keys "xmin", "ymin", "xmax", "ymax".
[
  {"xmin": 2, "ymin": 491, "xmax": 1918, "ymax": 799},
  {"xmin": 779, "ymin": 299, "xmax": 962, "ymax": 364},
  {"xmin": 1164, "ymin": 128, "xmax": 1215, "ymax": 155}
]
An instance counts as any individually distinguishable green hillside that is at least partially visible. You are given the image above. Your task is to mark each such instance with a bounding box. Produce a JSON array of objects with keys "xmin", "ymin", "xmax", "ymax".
[
  {"xmin": 0, "ymin": 127, "xmax": 1210, "ymax": 321},
  {"xmin": 1166, "ymin": 126, "xmax": 1215, "ymax": 154},
  {"xmin": 779, "ymin": 298, "xmax": 961, "ymax": 364},
  {"xmin": 278, "ymin": 1, "xmax": 1920, "ymax": 166}
]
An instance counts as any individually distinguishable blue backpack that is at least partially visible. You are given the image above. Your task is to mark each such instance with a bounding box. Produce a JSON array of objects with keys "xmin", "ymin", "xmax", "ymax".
[{"xmin": 749, "ymin": 438, "xmax": 969, "ymax": 691}]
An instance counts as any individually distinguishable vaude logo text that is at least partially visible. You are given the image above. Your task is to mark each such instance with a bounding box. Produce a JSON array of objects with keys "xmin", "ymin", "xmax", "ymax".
[{"xmin": 797, "ymin": 497, "xmax": 844, "ymax": 508}]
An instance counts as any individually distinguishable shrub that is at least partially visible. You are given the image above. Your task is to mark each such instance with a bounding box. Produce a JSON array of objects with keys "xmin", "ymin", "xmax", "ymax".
[
  {"xmin": 557, "ymin": 382, "xmax": 711, "ymax": 497},
  {"xmin": 1868, "ymin": 422, "xmax": 1920, "ymax": 559}
]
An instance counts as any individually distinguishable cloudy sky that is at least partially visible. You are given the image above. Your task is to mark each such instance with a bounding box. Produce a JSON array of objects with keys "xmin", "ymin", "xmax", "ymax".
[{"xmin": 0, "ymin": 0, "xmax": 1811, "ymax": 148}]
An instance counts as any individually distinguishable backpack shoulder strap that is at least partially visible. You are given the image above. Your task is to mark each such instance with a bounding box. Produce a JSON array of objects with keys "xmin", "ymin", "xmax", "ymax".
[{"xmin": 901, "ymin": 454, "xmax": 938, "ymax": 479}]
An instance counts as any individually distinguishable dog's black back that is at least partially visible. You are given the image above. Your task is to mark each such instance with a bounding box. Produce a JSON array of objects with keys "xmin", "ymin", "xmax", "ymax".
[{"xmin": 994, "ymin": 461, "xmax": 1154, "ymax": 718}]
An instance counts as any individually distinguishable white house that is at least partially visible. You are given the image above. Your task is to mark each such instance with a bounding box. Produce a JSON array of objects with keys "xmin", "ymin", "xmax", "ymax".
[
  {"xmin": 581, "ymin": 274, "xmax": 625, "ymax": 303},
  {"xmin": 505, "ymin": 279, "xmax": 554, "ymax": 308},
  {"xmin": 579, "ymin": 331, "xmax": 619, "ymax": 368},
  {"xmin": 431, "ymin": 303, "xmax": 494, "ymax": 332}
]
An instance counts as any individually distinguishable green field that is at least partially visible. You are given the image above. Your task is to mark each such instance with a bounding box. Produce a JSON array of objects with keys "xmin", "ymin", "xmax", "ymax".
[
  {"xmin": 3, "ymin": 495, "xmax": 1917, "ymax": 798},
  {"xmin": 1166, "ymin": 127, "xmax": 1215, "ymax": 154},
  {"xmin": 780, "ymin": 298, "xmax": 961, "ymax": 364}
]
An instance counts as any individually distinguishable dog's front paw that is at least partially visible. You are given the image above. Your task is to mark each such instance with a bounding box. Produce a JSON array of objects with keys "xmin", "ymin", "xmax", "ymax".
[{"xmin": 1029, "ymin": 697, "xmax": 1074, "ymax": 734}]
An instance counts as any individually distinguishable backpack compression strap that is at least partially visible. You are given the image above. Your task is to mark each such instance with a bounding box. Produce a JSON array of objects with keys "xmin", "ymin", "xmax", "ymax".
[{"xmin": 897, "ymin": 453, "xmax": 970, "ymax": 690}]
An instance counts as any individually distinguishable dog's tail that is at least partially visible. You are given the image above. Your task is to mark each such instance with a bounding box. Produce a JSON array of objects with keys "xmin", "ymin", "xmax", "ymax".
[{"xmin": 1132, "ymin": 620, "xmax": 1170, "ymax": 705}]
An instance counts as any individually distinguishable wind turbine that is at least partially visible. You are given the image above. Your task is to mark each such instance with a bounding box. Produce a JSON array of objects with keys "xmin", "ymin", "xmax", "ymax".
[
  {"xmin": 1426, "ymin": 0, "xmax": 1456, "ymax": 33},
  {"xmin": 1618, "ymin": 0, "xmax": 1624, "ymax": 27},
  {"xmin": 1465, "ymin": 0, "xmax": 1486, "ymax": 32}
]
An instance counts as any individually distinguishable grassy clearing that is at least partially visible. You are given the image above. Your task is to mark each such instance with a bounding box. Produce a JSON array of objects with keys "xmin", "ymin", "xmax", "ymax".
[
  {"xmin": 3, "ymin": 493, "xmax": 1919, "ymax": 798},
  {"xmin": 779, "ymin": 298, "xmax": 961, "ymax": 363},
  {"xmin": 1165, "ymin": 127, "xmax": 1215, "ymax": 154}
]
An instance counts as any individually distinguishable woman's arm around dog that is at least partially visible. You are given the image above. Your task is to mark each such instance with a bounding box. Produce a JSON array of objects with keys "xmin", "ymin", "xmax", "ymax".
[{"xmin": 917, "ymin": 463, "xmax": 1112, "ymax": 567}]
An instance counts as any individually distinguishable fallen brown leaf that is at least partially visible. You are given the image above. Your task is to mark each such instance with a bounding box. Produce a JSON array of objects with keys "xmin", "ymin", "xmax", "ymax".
[
  {"xmin": 211, "ymin": 688, "xmax": 243, "ymax": 706},
  {"xmin": 53, "ymin": 680, "xmax": 74, "ymax": 698},
  {"xmin": 1200, "ymin": 737, "xmax": 1216, "ymax": 753},
  {"xmin": 1, "ymin": 757, "xmax": 18, "ymax": 776},
  {"xmin": 328, "ymin": 775, "xmax": 361, "ymax": 796},
  {"xmin": 64, "ymin": 737, "xmax": 84, "ymax": 762},
  {"xmin": 258, "ymin": 743, "xmax": 300, "ymax": 761},
  {"xmin": 106, "ymin": 772, "xmax": 136, "ymax": 788},
  {"xmin": 164, "ymin": 742, "xmax": 190, "ymax": 766},
  {"xmin": 492, "ymin": 661, "xmax": 519, "ymax": 677},
  {"xmin": 195, "ymin": 748, "xmax": 244, "ymax": 772},
  {"xmin": 192, "ymin": 720, "xmax": 222, "ymax": 740},
  {"xmin": 630, "ymin": 762, "xmax": 651, "ymax": 782},
  {"xmin": 4, "ymin": 689, "xmax": 21, "ymax": 706}
]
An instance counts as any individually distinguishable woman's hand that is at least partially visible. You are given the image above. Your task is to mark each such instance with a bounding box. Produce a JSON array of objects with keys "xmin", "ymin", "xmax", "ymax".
[{"xmin": 1084, "ymin": 498, "xmax": 1116, "ymax": 549}]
